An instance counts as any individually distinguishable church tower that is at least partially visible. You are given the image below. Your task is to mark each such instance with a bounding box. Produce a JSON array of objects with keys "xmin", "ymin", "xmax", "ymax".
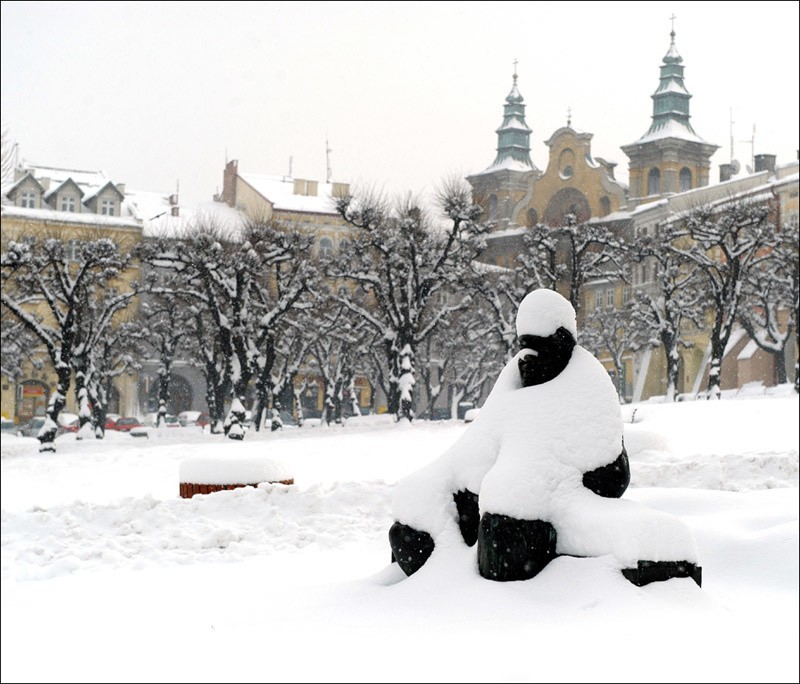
[
  {"xmin": 621, "ymin": 22, "xmax": 718, "ymax": 208},
  {"xmin": 467, "ymin": 64, "xmax": 540, "ymax": 229}
]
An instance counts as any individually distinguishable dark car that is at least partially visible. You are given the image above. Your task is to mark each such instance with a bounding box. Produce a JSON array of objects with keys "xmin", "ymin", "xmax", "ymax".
[{"xmin": 114, "ymin": 417, "xmax": 144, "ymax": 432}]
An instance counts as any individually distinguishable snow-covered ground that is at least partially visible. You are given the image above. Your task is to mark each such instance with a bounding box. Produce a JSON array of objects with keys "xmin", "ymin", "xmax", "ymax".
[{"xmin": 2, "ymin": 394, "xmax": 798, "ymax": 683}]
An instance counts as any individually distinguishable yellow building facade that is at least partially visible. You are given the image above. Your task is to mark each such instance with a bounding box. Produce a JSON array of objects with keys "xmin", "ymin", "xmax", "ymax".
[{"xmin": 0, "ymin": 163, "xmax": 174, "ymax": 424}]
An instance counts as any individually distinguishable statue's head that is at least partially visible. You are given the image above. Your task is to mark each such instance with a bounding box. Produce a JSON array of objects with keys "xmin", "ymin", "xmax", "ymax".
[{"xmin": 515, "ymin": 289, "xmax": 576, "ymax": 387}]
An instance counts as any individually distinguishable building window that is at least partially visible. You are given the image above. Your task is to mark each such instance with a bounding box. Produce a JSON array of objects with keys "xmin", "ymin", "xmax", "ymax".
[
  {"xmin": 606, "ymin": 288, "xmax": 614, "ymax": 308},
  {"xmin": 318, "ymin": 237, "xmax": 333, "ymax": 259},
  {"xmin": 100, "ymin": 199, "xmax": 116, "ymax": 216},
  {"xmin": 600, "ymin": 196, "xmax": 611, "ymax": 217},
  {"xmin": 61, "ymin": 196, "xmax": 77, "ymax": 212},
  {"xmin": 339, "ymin": 238, "xmax": 350, "ymax": 254},
  {"xmin": 623, "ymin": 286, "xmax": 631, "ymax": 305},
  {"xmin": 65, "ymin": 239, "xmax": 80, "ymax": 262},
  {"xmin": 526, "ymin": 208, "xmax": 538, "ymax": 227},
  {"xmin": 594, "ymin": 290, "xmax": 603, "ymax": 310},
  {"xmin": 679, "ymin": 167, "xmax": 692, "ymax": 192},
  {"xmin": 20, "ymin": 190, "xmax": 36, "ymax": 208},
  {"xmin": 647, "ymin": 168, "xmax": 661, "ymax": 196}
]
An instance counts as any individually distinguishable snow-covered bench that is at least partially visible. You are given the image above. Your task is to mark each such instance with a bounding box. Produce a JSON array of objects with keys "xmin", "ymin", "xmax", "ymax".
[{"xmin": 179, "ymin": 455, "xmax": 294, "ymax": 498}]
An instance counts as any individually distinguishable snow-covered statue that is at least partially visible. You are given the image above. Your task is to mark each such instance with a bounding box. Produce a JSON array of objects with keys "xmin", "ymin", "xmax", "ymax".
[{"xmin": 389, "ymin": 289, "xmax": 701, "ymax": 587}]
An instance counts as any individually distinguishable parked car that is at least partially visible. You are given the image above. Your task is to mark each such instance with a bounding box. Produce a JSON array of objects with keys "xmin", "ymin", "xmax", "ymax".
[
  {"xmin": 196, "ymin": 413, "xmax": 211, "ymax": 428},
  {"xmin": 177, "ymin": 410, "xmax": 202, "ymax": 427},
  {"xmin": 59, "ymin": 418, "xmax": 80, "ymax": 434},
  {"xmin": 18, "ymin": 416, "xmax": 46, "ymax": 437},
  {"xmin": 1, "ymin": 417, "xmax": 17, "ymax": 434},
  {"xmin": 145, "ymin": 412, "xmax": 180, "ymax": 428},
  {"xmin": 114, "ymin": 416, "xmax": 144, "ymax": 432},
  {"xmin": 104, "ymin": 413, "xmax": 121, "ymax": 431}
]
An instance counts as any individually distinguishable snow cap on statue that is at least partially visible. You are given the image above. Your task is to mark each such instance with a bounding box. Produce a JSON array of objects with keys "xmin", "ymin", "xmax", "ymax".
[{"xmin": 516, "ymin": 289, "xmax": 577, "ymax": 339}]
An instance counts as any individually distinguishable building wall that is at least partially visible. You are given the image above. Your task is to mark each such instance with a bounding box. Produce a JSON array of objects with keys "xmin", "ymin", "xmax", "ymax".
[{"xmin": 528, "ymin": 128, "xmax": 627, "ymax": 224}]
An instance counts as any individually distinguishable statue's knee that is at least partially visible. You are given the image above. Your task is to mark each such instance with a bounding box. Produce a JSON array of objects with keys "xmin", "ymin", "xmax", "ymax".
[
  {"xmin": 477, "ymin": 513, "xmax": 557, "ymax": 582},
  {"xmin": 389, "ymin": 521, "xmax": 435, "ymax": 577}
]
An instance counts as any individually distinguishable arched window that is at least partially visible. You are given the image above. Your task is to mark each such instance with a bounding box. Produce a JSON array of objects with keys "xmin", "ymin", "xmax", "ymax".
[
  {"xmin": 647, "ymin": 168, "xmax": 661, "ymax": 196},
  {"xmin": 600, "ymin": 196, "xmax": 611, "ymax": 217},
  {"xmin": 318, "ymin": 237, "xmax": 333, "ymax": 259},
  {"xmin": 338, "ymin": 238, "xmax": 350, "ymax": 254},
  {"xmin": 487, "ymin": 195, "xmax": 498, "ymax": 222},
  {"xmin": 526, "ymin": 208, "xmax": 538, "ymax": 227},
  {"xmin": 679, "ymin": 167, "xmax": 692, "ymax": 192}
]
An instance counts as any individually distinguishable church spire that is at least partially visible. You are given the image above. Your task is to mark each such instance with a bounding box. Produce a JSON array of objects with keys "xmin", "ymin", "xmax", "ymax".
[
  {"xmin": 621, "ymin": 18, "xmax": 718, "ymax": 205},
  {"xmin": 487, "ymin": 61, "xmax": 536, "ymax": 171},
  {"xmin": 632, "ymin": 18, "xmax": 707, "ymax": 144}
]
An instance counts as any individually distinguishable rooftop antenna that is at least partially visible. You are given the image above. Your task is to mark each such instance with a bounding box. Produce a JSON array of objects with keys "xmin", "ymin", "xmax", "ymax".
[
  {"xmin": 740, "ymin": 124, "xmax": 756, "ymax": 173},
  {"xmin": 326, "ymin": 135, "xmax": 332, "ymax": 183}
]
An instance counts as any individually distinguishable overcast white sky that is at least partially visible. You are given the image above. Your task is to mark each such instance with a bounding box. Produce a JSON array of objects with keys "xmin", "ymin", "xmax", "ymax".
[{"xmin": 2, "ymin": 1, "xmax": 798, "ymax": 207}]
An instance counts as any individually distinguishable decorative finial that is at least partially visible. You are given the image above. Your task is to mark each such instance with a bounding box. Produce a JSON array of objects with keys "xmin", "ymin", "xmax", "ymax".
[
  {"xmin": 567, "ymin": 106, "xmax": 572, "ymax": 128},
  {"xmin": 669, "ymin": 13, "xmax": 676, "ymax": 41},
  {"xmin": 513, "ymin": 57, "xmax": 518, "ymax": 84}
]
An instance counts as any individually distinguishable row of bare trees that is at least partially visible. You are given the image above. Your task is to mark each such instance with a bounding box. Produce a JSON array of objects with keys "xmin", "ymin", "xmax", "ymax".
[{"xmin": 2, "ymin": 181, "xmax": 797, "ymax": 452}]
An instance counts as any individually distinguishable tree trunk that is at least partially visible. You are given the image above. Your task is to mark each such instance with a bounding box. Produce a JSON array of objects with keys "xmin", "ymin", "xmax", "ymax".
[{"xmin": 38, "ymin": 366, "xmax": 71, "ymax": 453}]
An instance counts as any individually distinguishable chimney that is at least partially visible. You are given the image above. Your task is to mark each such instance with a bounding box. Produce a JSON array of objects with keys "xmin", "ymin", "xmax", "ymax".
[
  {"xmin": 221, "ymin": 159, "xmax": 238, "ymax": 207},
  {"xmin": 754, "ymin": 154, "xmax": 776, "ymax": 174},
  {"xmin": 40, "ymin": 177, "xmax": 51, "ymax": 191},
  {"xmin": 719, "ymin": 163, "xmax": 734, "ymax": 182},
  {"xmin": 117, "ymin": 182, "xmax": 126, "ymax": 195}
]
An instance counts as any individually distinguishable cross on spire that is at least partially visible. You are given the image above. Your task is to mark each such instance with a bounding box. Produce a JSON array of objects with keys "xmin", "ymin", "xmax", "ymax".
[
  {"xmin": 513, "ymin": 57, "xmax": 518, "ymax": 83},
  {"xmin": 669, "ymin": 13, "xmax": 676, "ymax": 38},
  {"xmin": 567, "ymin": 106, "xmax": 572, "ymax": 128}
]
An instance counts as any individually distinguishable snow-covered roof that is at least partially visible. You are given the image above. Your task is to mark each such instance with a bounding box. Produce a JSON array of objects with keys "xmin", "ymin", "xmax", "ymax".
[
  {"xmin": 144, "ymin": 201, "xmax": 246, "ymax": 239},
  {"xmin": 239, "ymin": 174, "xmax": 343, "ymax": 215},
  {"xmin": 3, "ymin": 162, "xmax": 193, "ymax": 234},
  {"xmin": 472, "ymin": 157, "xmax": 537, "ymax": 176},
  {"xmin": 654, "ymin": 79, "xmax": 690, "ymax": 96},
  {"xmin": 631, "ymin": 118, "xmax": 710, "ymax": 146},
  {"xmin": 737, "ymin": 339, "xmax": 759, "ymax": 361},
  {"xmin": 497, "ymin": 118, "xmax": 531, "ymax": 132},
  {"xmin": 1, "ymin": 203, "xmax": 141, "ymax": 230}
]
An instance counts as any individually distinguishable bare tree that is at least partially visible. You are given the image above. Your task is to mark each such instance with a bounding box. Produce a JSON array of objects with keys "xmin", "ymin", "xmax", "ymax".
[
  {"xmin": 1, "ymin": 236, "xmax": 137, "ymax": 451},
  {"xmin": 628, "ymin": 224, "xmax": 706, "ymax": 401},
  {"xmin": 142, "ymin": 217, "xmax": 317, "ymax": 439},
  {"xmin": 674, "ymin": 199, "xmax": 778, "ymax": 399},
  {"xmin": 521, "ymin": 214, "xmax": 625, "ymax": 317},
  {"xmin": 738, "ymin": 217, "xmax": 798, "ymax": 390},
  {"xmin": 331, "ymin": 179, "xmax": 486, "ymax": 422}
]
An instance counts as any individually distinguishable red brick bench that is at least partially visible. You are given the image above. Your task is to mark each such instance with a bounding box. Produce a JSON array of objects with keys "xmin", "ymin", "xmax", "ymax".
[{"xmin": 179, "ymin": 455, "xmax": 294, "ymax": 498}]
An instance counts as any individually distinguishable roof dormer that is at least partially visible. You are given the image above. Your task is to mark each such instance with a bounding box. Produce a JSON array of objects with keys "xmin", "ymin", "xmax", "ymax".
[
  {"xmin": 83, "ymin": 181, "xmax": 125, "ymax": 216},
  {"xmin": 5, "ymin": 173, "xmax": 45, "ymax": 209},
  {"xmin": 44, "ymin": 178, "xmax": 85, "ymax": 213}
]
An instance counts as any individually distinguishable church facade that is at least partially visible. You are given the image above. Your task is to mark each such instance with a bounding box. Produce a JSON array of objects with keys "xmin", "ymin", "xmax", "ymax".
[{"xmin": 466, "ymin": 27, "xmax": 798, "ymax": 402}]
